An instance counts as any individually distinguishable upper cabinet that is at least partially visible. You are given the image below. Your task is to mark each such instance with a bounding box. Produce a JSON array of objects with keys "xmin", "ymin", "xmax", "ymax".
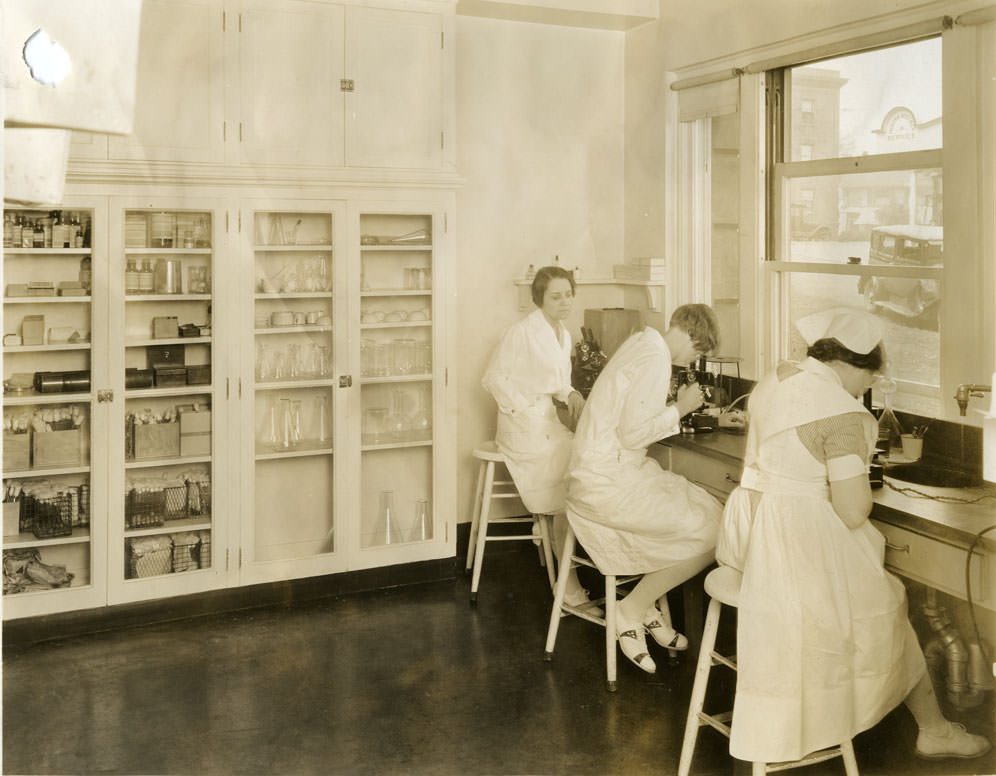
[{"xmin": 94, "ymin": 0, "xmax": 452, "ymax": 172}]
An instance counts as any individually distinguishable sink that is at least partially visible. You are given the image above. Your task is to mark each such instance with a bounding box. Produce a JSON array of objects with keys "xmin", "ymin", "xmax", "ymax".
[{"xmin": 884, "ymin": 462, "xmax": 981, "ymax": 489}]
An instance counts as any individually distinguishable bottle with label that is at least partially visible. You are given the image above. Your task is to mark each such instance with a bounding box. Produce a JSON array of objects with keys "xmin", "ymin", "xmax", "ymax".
[
  {"xmin": 125, "ymin": 259, "xmax": 140, "ymax": 294},
  {"xmin": 138, "ymin": 259, "xmax": 155, "ymax": 293},
  {"xmin": 3, "ymin": 213, "xmax": 13, "ymax": 248},
  {"xmin": 79, "ymin": 256, "xmax": 92, "ymax": 292},
  {"xmin": 81, "ymin": 216, "xmax": 92, "ymax": 249},
  {"xmin": 32, "ymin": 220, "xmax": 45, "ymax": 248},
  {"xmin": 70, "ymin": 213, "xmax": 82, "ymax": 248},
  {"xmin": 10, "ymin": 214, "xmax": 22, "ymax": 247},
  {"xmin": 52, "ymin": 212, "xmax": 69, "ymax": 249},
  {"xmin": 21, "ymin": 218, "xmax": 34, "ymax": 248}
]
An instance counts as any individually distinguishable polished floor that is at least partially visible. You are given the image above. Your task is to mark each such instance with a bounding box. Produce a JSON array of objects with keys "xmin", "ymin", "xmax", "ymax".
[{"xmin": 3, "ymin": 541, "xmax": 995, "ymax": 775}]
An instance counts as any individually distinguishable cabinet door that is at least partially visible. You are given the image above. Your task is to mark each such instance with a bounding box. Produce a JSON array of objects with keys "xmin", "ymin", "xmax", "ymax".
[
  {"xmin": 107, "ymin": 0, "xmax": 226, "ymax": 163},
  {"xmin": 236, "ymin": 1, "xmax": 346, "ymax": 166},
  {"xmin": 107, "ymin": 198, "xmax": 230, "ymax": 604},
  {"xmin": 238, "ymin": 202, "xmax": 349, "ymax": 585},
  {"xmin": 345, "ymin": 7, "xmax": 443, "ymax": 170},
  {"xmin": 2, "ymin": 200, "xmax": 108, "ymax": 618}
]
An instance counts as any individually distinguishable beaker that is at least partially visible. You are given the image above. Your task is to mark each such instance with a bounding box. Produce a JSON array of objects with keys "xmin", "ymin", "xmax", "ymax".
[
  {"xmin": 361, "ymin": 339, "xmax": 375, "ymax": 377},
  {"xmin": 412, "ymin": 498, "xmax": 431, "ymax": 542},
  {"xmin": 374, "ymin": 342, "xmax": 391, "ymax": 377},
  {"xmin": 315, "ymin": 395, "xmax": 331, "ymax": 443},
  {"xmin": 410, "ymin": 388, "xmax": 432, "ymax": 441},
  {"xmin": 416, "ymin": 342, "xmax": 432, "ymax": 375},
  {"xmin": 363, "ymin": 407, "xmax": 387, "ymax": 445},
  {"xmin": 391, "ymin": 338, "xmax": 416, "ymax": 375},
  {"xmin": 386, "ymin": 389, "xmax": 411, "ymax": 442},
  {"xmin": 378, "ymin": 490, "xmax": 396, "ymax": 546}
]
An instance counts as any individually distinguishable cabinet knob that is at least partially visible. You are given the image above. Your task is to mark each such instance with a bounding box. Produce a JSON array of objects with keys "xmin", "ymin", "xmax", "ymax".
[
  {"xmin": 97, "ymin": 389, "xmax": 114, "ymax": 403},
  {"xmin": 339, "ymin": 375, "xmax": 353, "ymax": 388},
  {"xmin": 340, "ymin": 79, "xmax": 355, "ymax": 92},
  {"xmin": 885, "ymin": 540, "xmax": 910, "ymax": 554}
]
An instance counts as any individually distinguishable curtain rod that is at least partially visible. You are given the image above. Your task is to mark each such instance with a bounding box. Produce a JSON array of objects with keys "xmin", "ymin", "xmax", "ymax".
[{"xmin": 671, "ymin": 68, "xmax": 743, "ymax": 92}]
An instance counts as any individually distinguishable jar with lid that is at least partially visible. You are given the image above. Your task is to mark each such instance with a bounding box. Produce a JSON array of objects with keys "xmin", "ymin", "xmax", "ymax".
[
  {"xmin": 138, "ymin": 259, "xmax": 155, "ymax": 293},
  {"xmin": 125, "ymin": 259, "xmax": 140, "ymax": 294}
]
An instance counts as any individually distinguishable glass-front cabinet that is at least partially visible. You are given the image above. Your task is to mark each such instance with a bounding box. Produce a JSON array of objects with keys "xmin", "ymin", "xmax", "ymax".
[
  {"xmin": 240, "ymin": 203, "xmax": 346, "ymax": 585},
  {"xmin": 2, "ymin": 201, "xmax": 108, "ymax": 617},
  {"xmin": 107, "ymin": 199, "xmax": 227, "ymax": 605}
]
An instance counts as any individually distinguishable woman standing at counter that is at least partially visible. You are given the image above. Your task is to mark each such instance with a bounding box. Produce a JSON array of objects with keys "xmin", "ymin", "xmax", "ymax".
[
  {"xmin": 717, "ymin": 308, "xmax": 990, "ymax": 764},
  {"xmin": 482, "ymin": 265, "xmax": 591, "ymax": 605}
]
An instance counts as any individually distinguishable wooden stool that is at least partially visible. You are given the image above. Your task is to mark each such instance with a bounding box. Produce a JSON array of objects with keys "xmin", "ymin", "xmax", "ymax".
[
  {"xmin": 543, "ymin": 521, "xmax": 677, "ymax": 692},
  {"xmin": 677, "ymin": 565, "xmax": 859, "ymax": 776},
  {"xmin": 466, "ymin": 441, "xmax": 556, "ymax": 603}
]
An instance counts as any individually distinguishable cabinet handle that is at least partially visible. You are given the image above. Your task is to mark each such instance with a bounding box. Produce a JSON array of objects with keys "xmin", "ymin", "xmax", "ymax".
[
  {"xmin": 97, "ymin": 389, "xmax": 114, "ymax": 403},
  {"xmin": 226, "ymin": 377, "xmax": 230, "ymax": 400},
  {"xmin": 885, "ymin": 540, "xmax": 910, "ymax": 554},
  {"xmin": 340, "ymin": 79, "xmax": 355, "ymax": 92},
  {"xmin": 339, "ymin": 375, "xmax": 353, "ymax": 388},
  {"xmin": 724, "ymin": 473, "xmax": 740, "ymax": 484}
]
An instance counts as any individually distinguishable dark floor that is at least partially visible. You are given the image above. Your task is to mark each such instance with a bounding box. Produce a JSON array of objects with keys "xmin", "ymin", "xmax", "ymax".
[{"xmin": 3, "ymin": 542, "xmax": 995, "ymax": 776}]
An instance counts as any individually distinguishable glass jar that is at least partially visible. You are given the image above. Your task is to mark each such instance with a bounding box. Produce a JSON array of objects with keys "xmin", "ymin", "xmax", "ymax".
[
  {"xmin": 363, "ymin": 407, "xmax": 387, "ymax": 445},
  {"xmin": 391, "ymin": 338, "xmax": 416, "ymax": 376},
  {"xmin": 386, "ymin": 389, "xmax": 411, "ymax": 442},
  {"xmin": 125, "ymin": 259, "xmax": 140, "ymax": 294}
]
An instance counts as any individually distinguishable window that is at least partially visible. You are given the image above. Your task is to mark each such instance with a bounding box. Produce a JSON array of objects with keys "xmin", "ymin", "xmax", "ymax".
[{"xmin": 767, "ymin": 37, "xmax": 944, "ymax": 415}]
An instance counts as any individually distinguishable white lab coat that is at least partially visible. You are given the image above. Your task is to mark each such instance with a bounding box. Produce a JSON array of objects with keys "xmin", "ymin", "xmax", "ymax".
[
  {"xmin": 565, "ymin": 327, "xmax": 721, "ymax": 574},
  {"xmin": 482, "ymin": 308, "xmax": 575, "ymax": 514},
  {"xmin": 717, "ymin": 358, "xmax": 925, "ymax": 763}
]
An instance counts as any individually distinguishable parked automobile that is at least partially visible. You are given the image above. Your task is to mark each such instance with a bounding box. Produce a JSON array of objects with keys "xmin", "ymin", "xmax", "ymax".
[{"xmin": 858, "ymin": 224, "xmax": 942, "ymax": 320}]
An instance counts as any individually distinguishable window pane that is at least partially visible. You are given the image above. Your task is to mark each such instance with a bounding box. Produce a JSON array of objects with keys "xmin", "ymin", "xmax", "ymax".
[
  {"xmin": 786, "ymin": 168, "xmax": 942, "ymax": 260},
  {"xmin": 785, "ymin": 272, "xmax": 941, "ymax": 415},
  {"xmin": 711, "ymin": 113, "xmax": 740, "ymax": 357},
  {"xmin": 788, "ymin": 38, "xmax": 942, "ymax": 162}
]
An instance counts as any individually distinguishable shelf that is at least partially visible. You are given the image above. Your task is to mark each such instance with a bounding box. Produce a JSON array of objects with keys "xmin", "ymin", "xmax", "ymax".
[
  {"xmin": 4, "ymin": 248, "xmax": 91, "ymax": 256},
  {"xmin": 360, "ymin": 374, "xmax": 431, "ymax": 384},
  {"xmin": 125, "ymin": 294, "xmax": 212, "ymax": 302},
  {"xmin": 126, "ymin": 336, "xmax": 211, "ymax": 347},
  {"xmin": 125, "ymin": 386, "xmax": 212, "ymax": 399},
  {"xmin": 255, "ymin": 292, "xmax": 332, "ymax": 300},
  {"xmin": 3, "ymin": 464, "xmax": 91, "ymax": 479},
  {"xmin": 2, "ymin": 526, "xmax": 91, "ymax": 549},
  {"xmin": 255, "ymin": 441, "xmax": 334, "ymax": 460},
  {"xmin": 255, "ymin": 378, "xmax": 335, "ymax": 390},
  {"xmin": 361, "ymin": 289, "xmax": 432, "ymax": 297},
  {"xmin": 361, "ymin": 439, "xmax": 432, "ymax": 451},
  {"xmin": 124, "ymin": 247, "xmax": 212, "ymax": 254},
  {"xmin": 3, "ymin": 391, "xmax": 92, "ymax": 406},
  {"xmin": 253, "ymin": 244, "xmax": 332, "ymax": 252},
  {"xmin": 125, "ymin": 517, "xmax": 212, "ymax": 537},
  {"xmin": 254, "ymin": 326, "xmax": 332, "ymax": 335},
  {"xmin": 360, "ymin": 244, "xmax": 431, "ymax": 252},
  {"xmin": 125, "ymin": 455, "xmax": 211, "ymax": 470},
  {"xmin": 3, "ymin": 296, "xmax": 91, "ymax": 304},
  {"xmin": 5, "ymin": 343, "xmax": 91, "ymax": 353},
  {"xmin": 360, "ymin": 321, "xmax": 431, "ymax": 330}
]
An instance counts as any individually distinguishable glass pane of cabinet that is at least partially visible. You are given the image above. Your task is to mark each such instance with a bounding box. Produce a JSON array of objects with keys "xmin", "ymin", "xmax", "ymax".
[
  {"xmin": 121, "ymin": 208, "xmax": 215, "ymax": 583},
  {"xmin": 359, "ymin": 213, "xmax": 434, "ymax": 549},
  {"xmin": 250, "ymin": 210, "xmax": 336, "ymax": 563},
  {"xmin": 3, "ymin": 206, "xmax": 97, "ymax": 606}
]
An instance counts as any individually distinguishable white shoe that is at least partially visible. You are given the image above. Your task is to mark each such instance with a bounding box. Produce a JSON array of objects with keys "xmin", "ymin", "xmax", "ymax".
[
  {"xmin": 915, "ymin": 722, "xmax": 991, "ymax": 760},
  {"xmin": 616, "ymin": 609, "xmax": 656, "ymax": 674},
  {"xmin": 563, "ymin": 588, "xmax": 604, "ymax": 618},
  {"xmin": 643, "ymin": 605, "xmax": 688, "ymax": 651}
]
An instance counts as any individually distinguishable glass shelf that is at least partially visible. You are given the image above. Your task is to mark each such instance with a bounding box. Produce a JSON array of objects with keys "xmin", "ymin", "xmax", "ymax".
[
  {"xmin": 125, "ymin": 455, "xmax": 211, "ymax": 470},
  {"xmin": 125, "ymin": 518, "xmax": 212, "ymax": 538},
  {"xmin": 3, "ymin": 392, "xmax": 92, "ymax": 406},
  {"xmin": 3, "ymin": 464, "xmax": 91, "ymax": 479},
  {"xmin": 3, "ymin": 297, "xmax": 92, "ymax": 304},
  {"xmin": 3, "ymin": 527, "xmax": 91, "ymax": 549}
]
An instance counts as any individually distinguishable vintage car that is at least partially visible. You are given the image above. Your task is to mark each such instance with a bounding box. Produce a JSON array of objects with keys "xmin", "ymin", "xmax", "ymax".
[{"xmin": 858, "ymin": 224, "xmax": 942, "ymax": 320}]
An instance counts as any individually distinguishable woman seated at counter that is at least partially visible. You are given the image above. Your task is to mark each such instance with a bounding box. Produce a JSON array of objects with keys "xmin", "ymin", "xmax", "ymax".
[
  {"xmin": 566, "ymin": 304, "xmax": 724, "ymax": 674},
  {"xmin": 716, "ymin": 308, "xmax": 991, "ymax": 764},
  {"xmin": 482, "ymin": 265, "xmax": 592, "ymax": 607}
]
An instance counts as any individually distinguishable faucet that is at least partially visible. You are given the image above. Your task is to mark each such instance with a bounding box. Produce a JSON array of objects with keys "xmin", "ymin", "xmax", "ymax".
[{"xmin": 954, "ymin": 383, "xmax": 992, "ymax": 416}]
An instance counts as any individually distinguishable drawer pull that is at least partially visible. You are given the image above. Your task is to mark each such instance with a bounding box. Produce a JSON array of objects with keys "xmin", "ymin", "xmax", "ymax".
[
  {"xmin": 885, "ymin": 540, "xmax": 910, "ymax": 554},
  {"xmin": 724, "ymin": 473, "xmax": 741, "ymax": 484}
]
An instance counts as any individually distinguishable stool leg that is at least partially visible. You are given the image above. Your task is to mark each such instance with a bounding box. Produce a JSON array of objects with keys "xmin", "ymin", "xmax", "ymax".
[
  {"xmin": 605, "ymin": 574, "xmax": 618, "ymax": 692},
  {"xmin": 751, "ymin": 763, "xmax": 766, "ymax": 776},
  {"xmin": 544, "ymin": 529, "xmax": 575, "ymax": 660},
  {"xmin": 677, "ymin": 596, "xmax": 723, "ymax": 776},
  {"xmin": 469, "ymin": 461, "xmax": 495, "ymax": 604},
  {"xmin": 465, "ymin": 459, "xmax": 487, "ymax": 572},
  {"xmin": 840, "ymin": 740, "xmax": 859, "ymax": 776},
  {"xmin": 536, "ymin": 514, "xmax": 556, "ymax": 591}
]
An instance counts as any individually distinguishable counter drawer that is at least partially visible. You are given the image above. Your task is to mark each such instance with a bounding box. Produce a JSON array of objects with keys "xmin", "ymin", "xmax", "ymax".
[
  {"xmin": 872, "ymin": 519, "xmax": 994, "ymax": 611},
  {"xmin": 666, "ymin": 446, "xmax": 741, "ymax": 500}
]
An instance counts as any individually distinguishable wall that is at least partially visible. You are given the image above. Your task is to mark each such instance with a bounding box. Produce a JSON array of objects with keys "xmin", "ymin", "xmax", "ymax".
[{"xmin": 454, "ymin": 16, "xmax": 627, "ymax": 520}]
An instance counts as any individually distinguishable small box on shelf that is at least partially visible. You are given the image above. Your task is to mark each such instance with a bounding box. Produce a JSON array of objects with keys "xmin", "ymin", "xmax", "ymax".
[
  {"xmin": 4, "ymin": 502, "xmax": 21, "ymax": 536},
  {"xmin": 153, "ymin": 366, "xmax": 187, "ymax": 387},
  {"xmin": 179, "ymin": 408, "xmax": 211, "ymax": 457},
  {"xmin": 32, "ymin": 429, "xmax": 81, "ymax": 468},
  {"xmin": 132, "ymin": 423, "xmax": 180, "ymax": 460},
  {"xmin": 21, "ymin": 315, "xmax": 45, "ymax": 346},
  {"xmin": 152, "ymin": 316, "xmax": 179, "ymax": 339},
  {"xmin": 3, "ymin": 432, "xmax": 31, "ymax": 470}
]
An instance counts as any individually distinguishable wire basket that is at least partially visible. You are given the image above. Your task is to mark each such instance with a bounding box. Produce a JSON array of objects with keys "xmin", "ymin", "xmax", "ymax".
[
  {"xmin": 126, "ymin": 489, "xmax": 166, "ymax": 529},
  {"xmin": 24, "ymin": 493, "xmax": 73, "ymax": 539},
  {"xmin": 197, "ymin": 530, "xmax": 211, "ymax": 568},
  {"xmin": 186, "ymin": 481, "xmax": 211, "ymax": 517},
  {"xmin": 163, "ymin": 485, "xmax": 188, "ymax": 521},
  {"xmin": 171, "ymin": 532, "xmax": 201, "ymax": 573},
  {"xmin": 126, "ymin": 537, "xmax": 172, "ymax": 579}
]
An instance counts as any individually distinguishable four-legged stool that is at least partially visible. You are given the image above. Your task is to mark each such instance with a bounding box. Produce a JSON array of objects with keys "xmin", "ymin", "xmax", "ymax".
[
  {"xmin": 466, "ymin": 441, "xmax": 556, "ymax": 603},
  {"xmin": 677, "ymin": 565, "xmax": 859, "ymax": 776}
]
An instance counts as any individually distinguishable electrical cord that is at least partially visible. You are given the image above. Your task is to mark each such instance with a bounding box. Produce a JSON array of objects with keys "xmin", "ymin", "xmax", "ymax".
[
  {"xmin": 965, "ymin": 523, "xmax": 996, "ymax": 668},
  {"xmin": 884, "ymin": 479, "xmax": 996, "ymax": 504}
]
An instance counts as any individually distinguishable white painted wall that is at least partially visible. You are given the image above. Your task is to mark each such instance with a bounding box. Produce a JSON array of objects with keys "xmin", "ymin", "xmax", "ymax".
[{"xmin": 454, "ymin": 16, "xmax": 627, "ymax": 522}]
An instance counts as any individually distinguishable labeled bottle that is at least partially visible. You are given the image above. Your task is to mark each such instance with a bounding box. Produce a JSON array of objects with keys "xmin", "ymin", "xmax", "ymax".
[
  {"xmin": 21, "ymin": 218, "xmax": 34, "ymax": 248},
  {"xmin": 79, "ymin": 256, "xmax": 92, "ymax": 292},
  {"xmin": 32, "ymin": 220, "xmax": 45, "ymax": 248},
  {"xmin": 52, "ymin": 212, "xmax": 69, "ymax": 248},
  {"xmin": 138, "ymin": 259, "xmax": 155, "ymax": 293},
  {"xmin": 3, "ymin": 213, "xmax": 13, "ymax": 248},
  {"xmin": 70, "ymin": 213, "xmax": 82, "ymax": 248},
  {"xmin": 125, "ymin": 259, "xmax": 140, "ymax": 294},
  {"xmin": 10, "ymin": 214, "xmax": 22, "ymax": 247},
  {"xmin": 81, "ymin": 216, "xmax": 91, "ymax": 248}
]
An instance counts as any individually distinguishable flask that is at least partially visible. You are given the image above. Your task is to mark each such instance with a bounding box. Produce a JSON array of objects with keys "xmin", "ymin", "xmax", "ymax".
[
  {"xmin": 876, "ymin": 377, "xmax": 904, "ymax": 456},
  {"xmin": 378, "ymin": 490, "xmax": 396, "ymax": 546},
  {"xmin": 412, "ymin": 498, "xmax": 430, "ymax": 542},
  {"xmin": 410, "ymin": 387, "xmax": 432, "ymax": 441},
  {"xmin": 386, "ymin": 389, "xmax": 411, "ymax": 442}
]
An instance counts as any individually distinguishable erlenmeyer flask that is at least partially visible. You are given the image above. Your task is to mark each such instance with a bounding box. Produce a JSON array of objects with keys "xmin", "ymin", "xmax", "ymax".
[
  {"xmin": 412, "ymin": 498, "xmax": 430, "ymax": 542},
  {"xmin": 379, "ymin": 490, "xmax": 396, "ymax": 546},
  {"xmin": 410, "ymin": 388, "xmax": 431, "ymax": 441},
  {"xmin": 386, "ymin": 389, "xmax": 411, "ymax": 442},
  {"xmin": 877, "ymin": 377, "xmax": 904, "ymax": 456}
]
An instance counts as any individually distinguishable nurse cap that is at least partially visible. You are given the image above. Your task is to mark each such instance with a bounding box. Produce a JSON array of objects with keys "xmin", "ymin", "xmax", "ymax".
[{"xmin": 795, "ymin": 307, "xmax": 884, "ymax": 355}]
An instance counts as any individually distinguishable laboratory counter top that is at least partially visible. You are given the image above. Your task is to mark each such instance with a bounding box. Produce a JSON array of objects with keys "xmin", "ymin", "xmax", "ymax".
[{"xmin": 655, "ymin": 432, "xmax": 996, "ymax": 551}]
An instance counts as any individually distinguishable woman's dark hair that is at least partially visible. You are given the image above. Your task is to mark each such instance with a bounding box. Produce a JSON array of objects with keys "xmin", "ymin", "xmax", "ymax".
[
  {"xmin": 807, "ymin": 338, "xmax": 885, "ymax": 372},
  {"xmin": 531, "ymin": 265, "xmax": 576, "ymax": 307},
  {"xmin": 670, "ymin": 303, "xmax": 720, "ymax": 355}
]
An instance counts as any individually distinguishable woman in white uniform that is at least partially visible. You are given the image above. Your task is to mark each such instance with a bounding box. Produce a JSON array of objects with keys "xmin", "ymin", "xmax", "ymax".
[
  {"xmin": 566, "ymin": 304, "xmax": 723, "ymax": 674},
  {"xmin": 482, "ymin": 265, "xmax": 589, "ymax": 603},
  {"xmin": 717, "ymin": 308, "xmax": 990, "ymax": 764}
]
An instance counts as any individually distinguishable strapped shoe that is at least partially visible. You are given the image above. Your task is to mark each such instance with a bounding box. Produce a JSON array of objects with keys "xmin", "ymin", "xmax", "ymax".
[
  {"xmin": 915, "ymin": 722, "xmax": 991, "ymax": 761},
  {"xmin": 643, "ymin": 606, "xmax": 688, "ymax": 651},
  {"xmin": 616, "ymin": 613, "xmax": 656, "ymax": 674}
]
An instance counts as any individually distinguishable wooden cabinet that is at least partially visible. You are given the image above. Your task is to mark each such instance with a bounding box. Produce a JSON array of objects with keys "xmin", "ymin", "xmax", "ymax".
[
  {"xmin": 3, "ymin": 190, "xmax": 456, "ymax": 618},
  {"xmin": 87, "ymin": 0, "xmax": 452, "ymax": 171},
  {"xmin": 655, "ymin": 442, "xmax": 741, "ymax": 500}
]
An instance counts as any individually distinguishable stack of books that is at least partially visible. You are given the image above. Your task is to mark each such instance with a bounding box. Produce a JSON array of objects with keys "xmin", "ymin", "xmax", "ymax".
[{"xmin": 613, "ymin": 257, "xmax": 667, "ymax": 281}]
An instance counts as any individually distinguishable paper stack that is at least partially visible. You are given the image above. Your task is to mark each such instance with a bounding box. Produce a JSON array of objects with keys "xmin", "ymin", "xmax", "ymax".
[{"xmin": 613, "ymin": 257, "xmax": 667, "ymax": 281}]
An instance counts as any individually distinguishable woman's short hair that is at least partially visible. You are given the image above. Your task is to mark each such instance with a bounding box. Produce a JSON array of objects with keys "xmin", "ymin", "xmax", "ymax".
[
  {"xmin": 807, "ymin": 338, "xmax": 885, "ymax": 372},
  {"xmin": 669, "ymin": 303, "xmax": 720, "ymax": 355},
  {"xmin": 531, "ymin": 265, "xmax": 576, "ymax": 307}
]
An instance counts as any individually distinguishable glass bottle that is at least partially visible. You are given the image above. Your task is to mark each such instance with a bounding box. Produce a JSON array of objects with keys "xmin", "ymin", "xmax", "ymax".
[
  {"xmin": 386, "ymin": 389, "xmax": 411, "ymax": 442},
  {"xmin": 412, "ymin": 498, "xmax": 430, "ymax": 542},
  {"xmin": 280, "ymin": 398, "xmax": 294, "ymax": 449},
  {"xmin": 32, "ymin": 219, "xmax": 45, "ymax": 247},
  {"xmin": 21, "ymin": 218, "xmax": 34, "ymax": 248},
  {"xmin": 315, "ymin": 395, "xmax": 330, "ymax": 443},
  {"xmin": 79, "ymin": 255, "xmax": 92, "ymax": 292},
  {"xmin": 318, "ymin": 255, "xmax": 331, "ymax": 291},
  {"xmin": 363, "ymin": 407, "xmax": 387, "ymax": 445},
  {"xmin": 378, "ymin": 490, "xmax": 396, "ymax": 546},
  {"xmin": 255, "ymin": 342, "xmax": 270, "ymax": 381},
  {"xmin": 876, "ymin": 377, "xmax": 904, "ymax": 456},
  {"xmin": 410, "ymin": 387, "xmax": 432, "ymax": 441},
  {"xmin": 10, "ymin": 214, "xmax": 22, "ymax": 247},
  {"xmin": 261, "ymin": 397, "xmax": 279, "ymax": 449},
  {"xmin": 290, "ymin": 400, "xmax": 303, "ymax": 446},
  {"xmin": 138, "ymin": 259, "xmax": 155, "ymax": 293}
]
